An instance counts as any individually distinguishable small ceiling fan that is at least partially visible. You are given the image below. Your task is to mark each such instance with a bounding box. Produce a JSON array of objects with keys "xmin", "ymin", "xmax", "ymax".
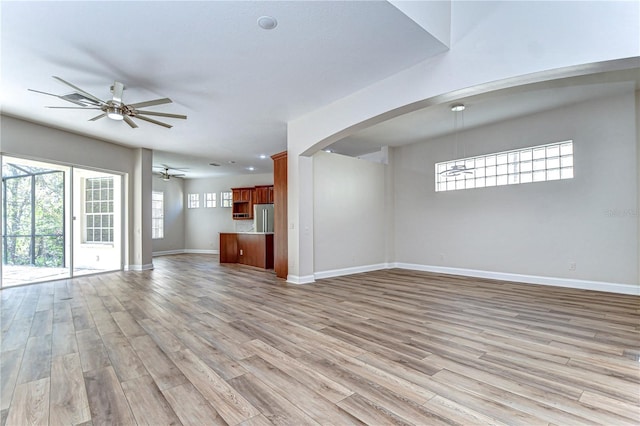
[
  {"xmin": 29, "ymin": 76, "xmax": 187, "ymax": 128},
  {"xmin": 153, "ymin": 165, "xmax": 187, "ymax": 181}
]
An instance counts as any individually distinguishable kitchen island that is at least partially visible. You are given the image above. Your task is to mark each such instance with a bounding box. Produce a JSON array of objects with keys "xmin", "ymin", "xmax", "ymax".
[{"xmin": 219, "ymin": 232, "xmax": 274, "ymax": 269}]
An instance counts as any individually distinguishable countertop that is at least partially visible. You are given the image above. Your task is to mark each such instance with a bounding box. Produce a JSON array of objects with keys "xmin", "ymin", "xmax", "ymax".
[{"xmin": 220, "ymin": 232, "xmax": 274, "ymax": 235}]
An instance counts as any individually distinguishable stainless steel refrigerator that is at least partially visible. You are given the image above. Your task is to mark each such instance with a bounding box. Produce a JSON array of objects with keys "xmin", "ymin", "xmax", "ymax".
[{"xmin": 253, "ymin": 204, "xmax": 274, "ymax": 232}]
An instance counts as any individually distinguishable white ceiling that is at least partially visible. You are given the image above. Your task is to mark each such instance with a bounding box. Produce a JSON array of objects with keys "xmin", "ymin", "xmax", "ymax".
[
  {"xmin": 0, "ymin": 1, "xmax": 445, "ymax": 178},
  {"xmin": 2, "ymin": 2, "xmax": 638, "ymax": 179}
]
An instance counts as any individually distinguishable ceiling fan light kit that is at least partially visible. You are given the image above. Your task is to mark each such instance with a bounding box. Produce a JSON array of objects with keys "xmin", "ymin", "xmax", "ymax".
[
  {"xmin": 29, "ymin": 76, "xmax": 187, "ymax": 129},
  {"xmin": 107, "ymin": 106, "xmax": 124, "ymax": 120}
]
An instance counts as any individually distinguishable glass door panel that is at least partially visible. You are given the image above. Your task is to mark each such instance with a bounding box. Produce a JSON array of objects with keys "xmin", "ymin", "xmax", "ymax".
[
  {"xmin": 2, "ymin": 156, "xmax": 70, "ymax": 287},
  {"xmin": 72, "ymin": 169, "xmax": 122, "ymax": 276}
]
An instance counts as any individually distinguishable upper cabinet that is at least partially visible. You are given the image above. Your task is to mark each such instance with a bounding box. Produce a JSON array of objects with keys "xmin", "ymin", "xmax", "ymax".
[
  {"xmin": 231, "ymin": 185, "xmax": 273, "ymax": 220},
  {"xmin": 231, "ymin": 187, "xmax": 254, "ymax": 219},
  {"xmin": 255, "ymin": 185, "xmax": 274, "ymax": 204}
]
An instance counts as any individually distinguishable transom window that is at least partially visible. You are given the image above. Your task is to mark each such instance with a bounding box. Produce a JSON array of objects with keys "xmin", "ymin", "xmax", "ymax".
[
  {"xmin": 85, "ymin": 177, "xmax": 114, "ymax": 243},
  {"xmin": 187, "ymin": 193, "xmax": 200, "ymax": 208},
  {"xmin": 205, "ymin": 192, "xmax": 217, "ymax": 208},
  {"xmin": 435, "ymin": 141, "xmax": 573, "ymax": 192},
  {"xmin": 221, "ymin": 191, "xmax": 232, "ymax": 208}
]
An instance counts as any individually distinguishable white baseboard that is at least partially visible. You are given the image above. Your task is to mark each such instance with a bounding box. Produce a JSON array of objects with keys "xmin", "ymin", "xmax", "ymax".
[
  {"xmin": 287, "ymin": 274, "xmax": 316, "ymax": 285},
  {"xmin": 394, "ymin": 263, "xmax": 640, "ymax": 296},
  {"xmin": 125, "ymin": 263, "xmax": 154, "ymax": 271},
  {"xmin": 184, "ymin": 249, "xmax": 219, "ymax": 254},
  {"xmin": 314, "ymin": 263, "xmax": 390, "ymax": 280},
  {"xmin": 153, "ymin": 249, "xmax": 185, "ymax": 257}
]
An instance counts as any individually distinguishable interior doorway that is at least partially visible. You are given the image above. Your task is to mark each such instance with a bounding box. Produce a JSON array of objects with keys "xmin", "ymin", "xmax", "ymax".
[{"xmin": 1, "ymin": 155, "xmax": 123, "ymax": 287}]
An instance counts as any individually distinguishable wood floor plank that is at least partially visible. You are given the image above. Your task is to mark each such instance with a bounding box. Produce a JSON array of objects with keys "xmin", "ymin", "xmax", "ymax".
[
  {"xmin": 50, "ymin": 353, "xmax": 91, "ymax": 425},
  {"xmin": 84, "ymin": 366, "xmax": 136, "ymax": 426},
  {"xmin": 163, "ymin": 382, "xmax": 228, "ymax": 426},
  {"xmin": 227, "ymin": 373, "xmax": 320, "ymax": 426},
  {"xmin": 130, "ymin": 335, "xmax": 188, "ymax": 391},
  {"xmin": 243, "ymin": 338, "xmax": 353, "ymax": 403},
  {"xmin": 239, "ymin": 355, "xmax": 363, "ymax": 425},
  {"xmin": 121, "ymin": 374, "xmax": 181, "ymax": 425},
  {"xmin": 167, "ymin": 348, "xmax": 260, "ymax": 425},
  {"xmin": 2, "ymin": 254, "xmax": 638, "ymax": 425},
  {"xmin": 100, "ymin": 331, "xmax": 147, "ymax": 382},
  {"xmin": 0, "ymin": 349, "xmax": 23, "ymax": 412},
  {"xmin": 5, "ymin": 377, "xmax": 49, "ymax": 426},
  {"xmin": 75, "ymin": 328, "xmax": 111, "ymax": 373},
  {"xmin": 16, "ymin": 335, "xmax": 51, "ymax": 385}
]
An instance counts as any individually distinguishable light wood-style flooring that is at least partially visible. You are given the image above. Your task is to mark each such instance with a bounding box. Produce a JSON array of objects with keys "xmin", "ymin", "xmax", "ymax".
[{"xmin": 1, "ymin": 254, "xmax": 639, "ymax": 425}]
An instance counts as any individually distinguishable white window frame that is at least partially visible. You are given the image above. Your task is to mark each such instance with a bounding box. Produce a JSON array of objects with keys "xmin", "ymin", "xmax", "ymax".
[
  {"xmin": 84, "ymin": 177, "xmax": 114, "ymax": 243},
  {"xmin": 152, "ymin": 191, "xmax": 164, "ymax": 239},
  {"xmin": 221, "ymin": 191, "xmax": 232, "ymax": 208},
  {"xmin": 204, "ymin": 192, "xmax": 217, "ymax": 208},
  {"xmin": 435, "ymin": 140, "xmax": 573, "ymax": 192},
  {"xmin": 187, "ymin": 193, "xmax": 200, "ymax": 208}
]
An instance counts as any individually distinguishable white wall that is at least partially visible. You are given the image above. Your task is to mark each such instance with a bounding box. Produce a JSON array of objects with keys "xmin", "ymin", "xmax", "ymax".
[
  {"xmin": 393, "ymin": 92, "xmax": 638, "ymax": 287},
  {"xmin": 313, "ymin": 151, "xmax": 387, "ymax": 276},
  {"xmin": 152, "ymin": 176, "xmax": 185, "ymax": 254},
  {"xmin": 184, "ymin": 173, "xmax": 272, "ymax": 252}
]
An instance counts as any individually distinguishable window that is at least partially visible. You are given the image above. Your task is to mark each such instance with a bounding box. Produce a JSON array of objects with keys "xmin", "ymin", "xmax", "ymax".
[
  {"xmin": 205, "ymin": 192, "xmax": 217, "ymax": 208},
  {"xmin": 187, "ymin": 193, "xmax": 200, "ymax": 208},
  {"xmin": 221, "ymin": 191, "xmax": 232, "ymax": 208},
  {"xmin": 152, "ymin": 191, "xmax": 164, "ymax": 239},
  {"xmin": 85, "ymin": 177, "xmax": 114, "ymax": 243},
  {"xmin": 435, "ymin": 141, "xmax": 573, "ymax": 192}
]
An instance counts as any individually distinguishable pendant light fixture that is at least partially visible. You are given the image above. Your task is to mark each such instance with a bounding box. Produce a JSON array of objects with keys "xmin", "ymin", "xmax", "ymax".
[{"xmin": 440, "ymin": 103, "xmax": 474, "ymax": 177}]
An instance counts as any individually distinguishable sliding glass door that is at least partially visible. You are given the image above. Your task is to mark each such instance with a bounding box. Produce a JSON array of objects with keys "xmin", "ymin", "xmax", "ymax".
[
  {"xmin": 1, "ymin": 156, "xmax": 70, "ymax": 286},
  {"xmin": 1, "ymin": 155, "xmax": 123, "ymax": 287}
]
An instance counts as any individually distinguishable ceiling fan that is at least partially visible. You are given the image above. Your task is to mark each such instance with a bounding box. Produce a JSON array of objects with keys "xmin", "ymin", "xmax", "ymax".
[
  {"xmin": 29, "ymin": 76, "xmax": 187, "ymax": 128},
  {"xmin": 153, "ymin": 165, "xmax": 187, "ymax": 181}
]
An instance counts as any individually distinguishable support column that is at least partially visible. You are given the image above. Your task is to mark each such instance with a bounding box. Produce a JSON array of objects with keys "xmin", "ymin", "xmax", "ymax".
[
  {"xmin": 128, "ymin": 148, "xmax": 153, "ymax": 271},
  {"xmin": 286, "ymin": 151, "xmax": 315, "ymax": 284}
]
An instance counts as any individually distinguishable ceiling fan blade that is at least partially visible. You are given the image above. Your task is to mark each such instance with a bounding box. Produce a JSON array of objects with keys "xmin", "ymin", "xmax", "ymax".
[
  {"xmin": 135, "ymin": 114, "xmax": 172, "ymax": 128},
  {"xmin": 127, "ymin": 98, "xmax": 172, "ymax": 109},
  {"xmin": 46, "ymin": 106, "xmax": 102, "ymax": 109},
  {"xmin": 134, "ymin": 110, "xmax": 187, "ymax": 119},
  {"xmin": 89, "ymin": 113, "xmax": 107, "ymax": 121},
  {"xmin": 28, "ymin": 89, "xmax": 87, "ymax": 106},
  {"xmin": 52, "ymin": 76, "xmax": 107, "ymax": 106},
  {"xmin": 123, "ymin": 115, "xmax": 138, "ymax": 129}
]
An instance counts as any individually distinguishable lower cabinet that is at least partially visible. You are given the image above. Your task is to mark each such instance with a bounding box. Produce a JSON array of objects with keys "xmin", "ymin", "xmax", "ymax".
[{"xmin": 219, "ymin": 233, "xmax": 274, "ymax": 269}]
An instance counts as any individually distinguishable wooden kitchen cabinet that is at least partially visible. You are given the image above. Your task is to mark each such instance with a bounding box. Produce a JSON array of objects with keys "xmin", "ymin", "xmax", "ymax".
[
  {"xmin": 254, "ymin": 185, "xmax": 274, "ymax": 204},
  {"xmin": 219, "ymin": 233, "xmax": 273, "ymax": 269},
  {"xmin": 231, "ymin": 187, "xmax": 254, "ymax": 219}
]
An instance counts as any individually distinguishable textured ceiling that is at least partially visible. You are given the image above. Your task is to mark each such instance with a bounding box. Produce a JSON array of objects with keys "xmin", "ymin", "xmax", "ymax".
[{"xmin": 0, "ymin": 1, "xmax": 445, "ymax": 178}]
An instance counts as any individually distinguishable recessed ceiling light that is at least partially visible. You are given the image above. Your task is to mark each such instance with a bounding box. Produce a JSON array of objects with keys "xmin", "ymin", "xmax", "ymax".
[
  {"xmin": 247, "ymin": 166, "xmax": 255, "ymax": 171},
  {"xmin": 451, "ymin": 104, "xmax": 465, "ymax": 112},
  {"xmin": 228, "ymin": 160, "xmax": 236, "ymax": 164},
  {"xmin": 257, "ymin": 15, "xmax": 278, "ymax": 30},
  {"xmin": 324, "ymin": 149, "xmax": 333, "ymax": 153},
  {"xmin": 259, "ymin": 154, "xmax": 267, "ymax": 159}
]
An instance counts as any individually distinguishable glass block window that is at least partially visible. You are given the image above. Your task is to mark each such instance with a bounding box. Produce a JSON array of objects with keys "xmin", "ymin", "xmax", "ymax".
[
  {"xmin": 85, "ymin": 177, "xmax": 114, "ymax": 243},
  {"xmin": 152, "ymin": 191, "xmax": 164, "ymax": 239},
  {"xmin": 221, "ymin": 191, "xmax": 233, "ymax": 208},
  {"xmin": 435, "ymin": 141, "xmax": 573, "ymax": 192},
  {"xmin": 205, "ymin": 192, "xmax": 217, "ymax": 208},
  {"xmin": 187, "ymin": 193, "xmax": 200, "ymax": 208}
]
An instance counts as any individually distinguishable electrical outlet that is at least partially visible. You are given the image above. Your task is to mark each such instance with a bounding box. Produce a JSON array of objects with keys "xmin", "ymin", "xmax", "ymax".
[
  {"xmin": 240, "ymin": 249, "xmax": 243, "ymax": 256},
  {"xmin": 569, "ymin": 262, "xmax": 576, "ymax": 271}
]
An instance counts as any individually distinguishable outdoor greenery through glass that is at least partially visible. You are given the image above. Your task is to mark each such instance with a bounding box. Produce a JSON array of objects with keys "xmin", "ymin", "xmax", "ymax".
[{"xmin": 2, "ymin": 162, "xmax": 65, "ymax": 267}]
